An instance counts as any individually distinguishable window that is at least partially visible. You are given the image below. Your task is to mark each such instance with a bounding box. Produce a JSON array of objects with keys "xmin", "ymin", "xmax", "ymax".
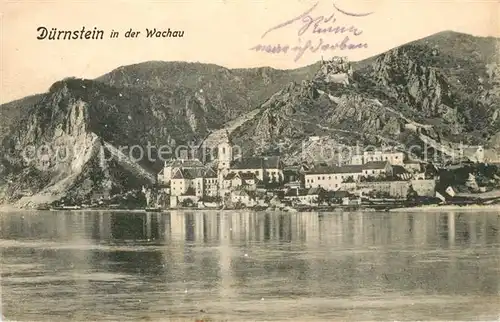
[
  {"xmin": 222, "ymin": 147, "xmax": 226, "ymax": 154},
  {"xmin": 322, "ymin": 176, "xmax": 325, "ymax": 180},
  {"xmin": 318, "ymin": 176, "xmax": 320, "ymax": 180}
]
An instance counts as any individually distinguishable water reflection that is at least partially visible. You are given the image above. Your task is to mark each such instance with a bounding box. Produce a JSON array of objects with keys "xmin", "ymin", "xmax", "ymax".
[{"xmin": 1, "ymin": 211, "xmax": 499, "ymax": 321}]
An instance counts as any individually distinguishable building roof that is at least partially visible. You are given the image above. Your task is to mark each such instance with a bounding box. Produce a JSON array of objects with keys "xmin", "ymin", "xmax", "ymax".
[
  {"xmin": 306, "ymin": 164, "xmax": 365, "ymax": 175},
  {"xmin": 285, "ymin": 188, "xmax": 309, "ymax": 197},
  {"xmin": 232, "ymin": 190, "xmax": 250, "ymax": 197},
  {"xmin": 305, "ymin": 165, "xmax": 337, "ymax": 175},
  {"xmin": 363, "ymin": 161, "xmax": 390, "ymax": 170},
  {"xmin": 171, "ymin": 168, "xmax": 183, "ymax": 180},
  {"xmin": 186, "ymin": 168, "xmax": 205, "ymax": 179},
  {"xmin": 328, "ymin": 190, "xmax": 350, "ymax": 198},
  {"xmin": 391, "ymin": 165, "xmax": 408, "ymax": 176},
  {"xmin": 171, "ymin": 168, "xmax": 204, "ymax": 180},
  {"xmin": 307, "ymin": 187, "xmax": 322, "ymax": 195},
  {"xmin": 164, "ymin": 158, "xmax": 204, "ymax": 169},
  {"xmin": 240, "ymin": 172, "xmax": 257, "ymax": 181},
  {"xmin": 333, "ymin": 165, "xmax": 365, "ymax": 174},
  {"xmin": 404, "ymin": 159, "xmax": 423, "ymax": 165},
  {"xmin": 203, "ymin": 168, "xmax": 218, "ymax": 178},
  {"xmin": 224, "ymin": 172, "xmax": 257, "ymax": 183},
  {"xmin": 285, "ymin": 188, "xmax": 298, "ymax": 197},
  {"xmin": 224, "ymin": 173, "xmax": 238, "ymax": 180},
  {"xmin": 230, "ymin": 156, "xmax": 281, "ymax": 170},
  {"xmin": 283, "ymin": 164, "xmax": 309, "ymax": 174},
  {"xmin": 306, "ymin": 161, "xmax": 390, "ymax": 175},
  {"xmin": 363, "ymin": 149, "xmax": 402, "ymax": 155}
]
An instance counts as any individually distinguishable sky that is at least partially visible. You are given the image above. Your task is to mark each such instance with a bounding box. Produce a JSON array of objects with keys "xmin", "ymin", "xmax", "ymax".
[{"xmin": 1, "ymin": 0, "xmax": 499, "ymax": 104}]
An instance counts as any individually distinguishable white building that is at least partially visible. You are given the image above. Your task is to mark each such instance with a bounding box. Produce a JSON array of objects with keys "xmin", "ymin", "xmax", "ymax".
[
  {"xmin": 283, "ymin": 187, "xmax": 321, "ymax": 205},
  {"xmin": 304, "ymin": 162, "xmax": 393, "ymax": 190},
  {"xmin": 230, "ymin": 190, "xmax": 256, "ymax": 207},
  {"xmin": 157, "ymin": 158, "xmax": 205, "ymax": 185},
  {"xmin": 305, "ymin": 165, "xmax": 364, "ymax": 190},
  {"xmin": 229, "ymin": 156, "xmax": 283, "ymax": 182},
  {"xmin": 222, "ymin": 172, "xmax": 258, "ymax": 190},
  {"xmin": 350, "ymin": 149, "xmax": 404, "ymax": 166},
  {"xmin": 203, "ymin": 168, "xmax": 219, "ymax": 197},
  {"xmin": 170, "ymin": 168, "xmax": 205, "ymax": 197},
  {"xmin": 361, "ymin": 161, "xmax": 393, "ymax": 177}
]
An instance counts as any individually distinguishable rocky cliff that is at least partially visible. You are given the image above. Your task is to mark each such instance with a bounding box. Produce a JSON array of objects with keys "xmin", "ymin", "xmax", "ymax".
[
  {"xmin": 0, "ymin": 62, "xmax": 317, "ymax": 207},
  {"xmin": 231, "ymin": 31, "xmax": 500, "ymax": 161}
]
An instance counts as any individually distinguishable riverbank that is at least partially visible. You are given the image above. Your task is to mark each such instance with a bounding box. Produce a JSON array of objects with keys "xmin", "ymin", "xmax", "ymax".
[
  {"xmin": 4, "ymin": 203, "xmax": 500, "ymax": 214},
  {"xmin": 0, "ymin": 205, "xmax": 28, "ymax": 213},
  {"xmin": 0, "ymin": 207, "xmax": 154, "ymax": 214},
  {"xmin": 389, "ymin": 204, "xmax": 500, "ymax": 212}
]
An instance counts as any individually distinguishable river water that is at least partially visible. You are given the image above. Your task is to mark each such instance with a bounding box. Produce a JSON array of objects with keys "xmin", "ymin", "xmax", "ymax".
[{"xmin": 0, "ymin": 211, "xmax": 499, "ymax": 321}]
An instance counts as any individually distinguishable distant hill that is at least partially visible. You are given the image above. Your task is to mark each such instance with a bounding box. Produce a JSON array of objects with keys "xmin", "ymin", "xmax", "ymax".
[{"xmin": 96, "ymin": 61, "xmax": 319, "ymax": 125}]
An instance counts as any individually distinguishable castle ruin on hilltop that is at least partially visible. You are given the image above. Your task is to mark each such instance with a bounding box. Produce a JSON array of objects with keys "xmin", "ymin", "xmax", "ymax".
[{"xmin": 318, "ymin": 56, "xmax": 353, "ymax": 85}]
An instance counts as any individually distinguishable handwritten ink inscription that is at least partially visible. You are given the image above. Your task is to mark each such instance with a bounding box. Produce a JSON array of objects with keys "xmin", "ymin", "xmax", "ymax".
[{"xmin": 250, "ymin": 2, "xmax": 372, "ymax": 61}]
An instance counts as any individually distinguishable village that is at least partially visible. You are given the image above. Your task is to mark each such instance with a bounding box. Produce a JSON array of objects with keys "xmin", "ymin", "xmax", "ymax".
[
  {"xmin": 42, "ymin": 57, "xmax": 500, "ymax": 212},
  {"xmin": 142, "ymin": 131, "xmax": 495, "ymax": 212}
]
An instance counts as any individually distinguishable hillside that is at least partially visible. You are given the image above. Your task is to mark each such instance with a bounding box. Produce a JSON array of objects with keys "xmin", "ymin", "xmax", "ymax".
[
  {"xmin": 96, "ymin": 61, "xmax": 318, "ymax": 124},
  {"xmin": 0, "ymin": 30, "xmax": 499, "ymax": 207},
  {"xmin": 0, "ymin": 94, "xmax": 44, "ymax": 142},
  {"xmin": 230, "ymin": 31, "xmax": 500, "ymax": 160},
  {"xmin": 0, "ymin": 62, "xmax": 317, "ymax": 206}
]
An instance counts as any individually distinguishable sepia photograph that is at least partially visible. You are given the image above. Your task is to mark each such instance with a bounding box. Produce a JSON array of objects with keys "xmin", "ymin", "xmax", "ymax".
[{"xmin": 1, "ymin": 0, "xmax": 499, "ymax": 321}]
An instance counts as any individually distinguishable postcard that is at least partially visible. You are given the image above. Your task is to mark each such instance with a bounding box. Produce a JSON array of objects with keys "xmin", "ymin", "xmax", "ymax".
[{"xmin": 1, "ymin": 0, "xmax": 499, "ymax": 321}]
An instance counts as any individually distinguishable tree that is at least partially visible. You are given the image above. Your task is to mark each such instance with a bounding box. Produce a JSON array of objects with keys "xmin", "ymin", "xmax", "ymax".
[
  {"xmin": 201, "ymin": 195, "xmax": 222, "ymax": 203},
  {"xmin": 181, "ymin": 198, "xmax": 195, "ymax": 207},
  {"xmin": 342, "ymin": 176, "xmax": 355, "ymax": 183},
  {"xmin": 317, "ymin": 189, "xmax": 329, "ymax": 205},
  {"xmin": 407, "ymin": 185, "xmax": 418, "ymax": 200}
]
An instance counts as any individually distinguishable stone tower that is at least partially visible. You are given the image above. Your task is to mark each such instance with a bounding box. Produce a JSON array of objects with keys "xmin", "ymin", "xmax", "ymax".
[{"xmin": 217, "ymin": 130, "xmax": 233, "ymax": 171}]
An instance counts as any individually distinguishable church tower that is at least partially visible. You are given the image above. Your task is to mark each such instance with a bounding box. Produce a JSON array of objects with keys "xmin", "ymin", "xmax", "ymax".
[
  {"xmin": 216, "ymin": 131, "xmax": 233, "ymax": 198},
  {"xmin": 217, "ymin": 131, "xmax": 233, "ymax": 171}
]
